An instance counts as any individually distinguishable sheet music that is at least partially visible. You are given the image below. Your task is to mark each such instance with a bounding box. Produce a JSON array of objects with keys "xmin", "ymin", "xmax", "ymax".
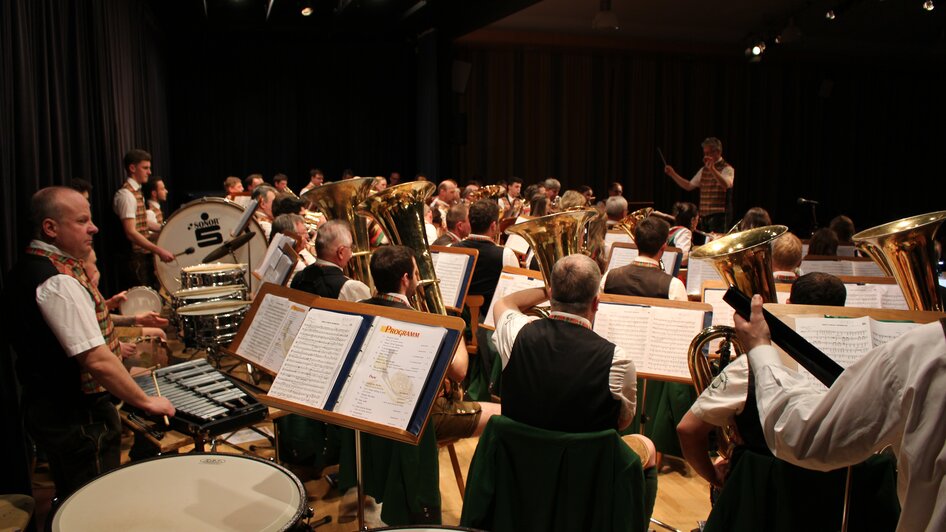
[
  {"xmin": 593, "ymin": 302, "xmax": 705, "ymax": 381},
  {"xmin": 604, "ymin": 231, "xmax": 633, "ymax": 247},
  {"xmin": 801, "ymin": 260, "xmax": 854, "ymax": 277},
  {"xmin": 852, "ymin": 261, "xmax": 887, "ymax": 277},
  {"xmin": 870, "ymin": 319, "xmax": 919, "ymax": 345},
  {"xmin": 838, "ymin": 245, "xmax": 856, "ymax": 257},
  {"xmin": 268, "ymin": 309, "xmax": 364, "ymax": 410},
  {"xmin": 843, "ymin": 284, "xmax": 884, "ymax": 309},
  {"xmin": 261, "ymin": 303, "xmax": 308, "ymax": 372},
  {"xmin": 334, "ymin": 317, "xmax": 447, "ymax": 430},
  {"xmin": 686, "ymin": 259, "xmax": 722, "ymax": 295},
  {"xmin": 255, "ymin": 233, "xmax": 296, "ymax": 284},
  {"xmin": 504, "ymin": 217, "xmax": 532, "ymax": 255},
  {"xmin": 645, "ymin": 306, "xmax": 706, "ymax": 379},
  {"xmin": 237, "ymin": 294, "xmax": 293, "ymax": 371},
  {"xmin": 880, "ymin": 285, "xmax": 909, "ymax": 310},
  {"xmin": 483, "ymin": 270, "xmax": 547, "ymax": 328},
  {"xmin": 703, "ymin": 288, "xmax": 733, "ymax": 328},
  {"xmin": 432, "ymin": 251, "xmax": 471, "ymax": 308},
  {"xmin": 607, "ymin": 246, "xmax": 639, "ymax": 271},
  {"xmin": 794, "ymin": 316, "xmax": 873, "ymax": 391}
]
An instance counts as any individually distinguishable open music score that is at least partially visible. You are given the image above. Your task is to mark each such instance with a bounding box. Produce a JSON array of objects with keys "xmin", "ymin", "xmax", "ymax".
[
  {"xmin": 593, "ymin": 294, "xmax": 712, "ymax": 384},
  {"xmin": 702, "ymin": 280, "xmax": 791, "ymax": 330},
  {"xmin": 253, "ymin": 233, "xmax": 299, "ymax": 288},
  {"xmin": 504, "ymin": 216, "xmax": 533, "ymax": 256},
  {"xmin": 481, "ymin": 267, "xmax": 547, "ymax": 329},
  {"xmin": 224, "ymin": 283, "xmax": 465, "ymax": 444},
  {"xmin": 801, "ymin": 255, "xmax": 888, "ymax": 278},
  {"xmin": 606, "ymin": 243, "xmax": 682, "ymax": 276},
  {"xmin": 801, "ymin": 241, "xmax": 857, "ymax": 258},
  {"xmin": 764, "ymin": 304, "xmax": 944, "ymax": 392},
  {"xmin": 836, "ymin": 276, "xmax": 908, "ymax": 310},
  {"xmin": 430, "ymin": 245, "xmax": 477, "ymax": 313},
  {"xmin": 686, "ymin": 257, "xmax": 723, "ymax": 296}
]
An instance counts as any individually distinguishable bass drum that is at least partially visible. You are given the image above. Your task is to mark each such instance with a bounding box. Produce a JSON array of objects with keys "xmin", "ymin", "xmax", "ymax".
[{"xmin": 154, "ymin": 197, "xmax": 267, "ymax": 296}]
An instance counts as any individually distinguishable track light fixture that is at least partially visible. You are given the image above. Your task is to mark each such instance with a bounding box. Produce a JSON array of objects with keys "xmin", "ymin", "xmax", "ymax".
[{"xmin": 923, "ymin": 0, "xmax": 934, "ymax": 11}]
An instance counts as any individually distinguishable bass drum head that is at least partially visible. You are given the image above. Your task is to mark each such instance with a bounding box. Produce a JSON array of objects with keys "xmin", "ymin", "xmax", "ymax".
[
  {"xmin": 50, "ymin": 453, "xmax": 306, "ymax": 531},
  {"xmin": 155, "ymin": 197, "xmax": 266, "ymax": 296},
  {"xmin": 119, "ymin": 286, "xmax": 163, "ymax": 316}
]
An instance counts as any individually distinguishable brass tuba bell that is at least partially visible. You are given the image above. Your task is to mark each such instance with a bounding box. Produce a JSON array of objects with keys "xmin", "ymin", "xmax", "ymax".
[
  {"xmin": 358, "ymin": 181, "xmax": 447, "ymax": 315},
  {"xmin": 504, "ymin": 208, "xmax": 600, "ymax": 289},
  {"xmin": 301, "ymin": 177, "xmax": 375, "ymax": 289},
  {"xmin": 614, "ymin": 207, "xmax": 654, "ymax": 241},
  {"xmin": 685, "ymin": 225, "xmax": 788, "ymax": 457},
  {"xmin": 852, "ymin": 210, "xmax": 946, "ymax": 312}
]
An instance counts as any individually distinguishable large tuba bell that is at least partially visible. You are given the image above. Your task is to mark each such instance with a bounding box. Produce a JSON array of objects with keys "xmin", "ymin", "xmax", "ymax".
[
  {"xmin": 504, "ymin": 208, "xmax": 600, "ymax": 289},
  {"xmin": 852, "ymin": 210, "xmax": 946, "ymax": 312},
  {"xmin": 301, "ymin": 177, "xmax": 375, "ymax": 288},
  {"xmin": 358, "ymin": 182, "xmax": 447, "ymax": 315},
  {"xmin": 685, "ymin": 225, "xmax": 787, "ymax": 457}
]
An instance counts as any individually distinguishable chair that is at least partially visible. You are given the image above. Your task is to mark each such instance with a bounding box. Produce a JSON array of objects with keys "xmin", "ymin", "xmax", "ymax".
[{"xmin": 460, "ymin": 416, "xmax": 647, "ymax": 532}]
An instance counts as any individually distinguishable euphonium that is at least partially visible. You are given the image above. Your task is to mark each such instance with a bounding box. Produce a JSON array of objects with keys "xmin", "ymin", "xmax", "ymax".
[
  {"xmin": 614, "ymin": 207, "xmax": 653, "ymax": 241},
  {"xmin": 504, "ymin": 208, "xmax": 600, "ymax": 289},
  {"xmin": 467, "ymin": 184, "xmax": 507, "ymax": 202},
  {"xmin": 852, "ymin": 210, "xmax": 946, "ymax": 312},
  {"xmin": 685, "ymin": 225, "xmax": 788, "ymax": 457},
  {"xmin": 358, "ymin": 182, "xmax": 447, "ymax": 315},
  {"xmin": 301, "ymin": 177, "xmax": 375, "ymax": 288}
]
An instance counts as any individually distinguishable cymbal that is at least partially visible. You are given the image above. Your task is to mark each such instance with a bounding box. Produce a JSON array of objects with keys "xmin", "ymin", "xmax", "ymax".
[{"xmin": 202, "ymin": 231, "xmax": 256, "ymax": 263}]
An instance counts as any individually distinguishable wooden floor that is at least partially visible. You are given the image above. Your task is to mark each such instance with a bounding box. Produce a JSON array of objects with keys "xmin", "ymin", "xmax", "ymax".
[{"xmin": 33, "ymin": 427, "xmax": 711, "ymax": 531}]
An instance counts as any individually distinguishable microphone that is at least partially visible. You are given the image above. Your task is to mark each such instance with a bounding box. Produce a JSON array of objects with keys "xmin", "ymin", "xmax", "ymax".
[{"xmin": 797, "ymin": 197, "xmax": 819, "ymax": 206}]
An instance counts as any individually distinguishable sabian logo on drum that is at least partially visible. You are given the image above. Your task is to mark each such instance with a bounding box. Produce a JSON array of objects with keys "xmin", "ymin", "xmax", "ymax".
[
  {"xmin": 200, "ymin": 458, "xmax": 227, "ymax": 465},
  {"xmin": 188, "ymin": 212, "xmax": 223, "ymax": 247}
]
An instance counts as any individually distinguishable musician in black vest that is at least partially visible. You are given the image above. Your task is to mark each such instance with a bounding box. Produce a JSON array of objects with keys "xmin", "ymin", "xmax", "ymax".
[
  {"xmin": 492, "ymin": 254, "xmax": 659, "ymax": 521},
  {"xmin": 601, "ymin": 216, "xmax": 687, "ymax": 301},
  {"xmin": 8, "ymin": 187, "xmax": 174, "ymax": 498},
  {"xmin": 363, "ymin": 245, "xmax": 501, "ymax": 441},
  {"xmin": 453, "ymin": 200, "xmax": 519, "ymax": 311},
  {"xmin": 289, "ymin": 219, "xmax": 370, "ymax": 302}
]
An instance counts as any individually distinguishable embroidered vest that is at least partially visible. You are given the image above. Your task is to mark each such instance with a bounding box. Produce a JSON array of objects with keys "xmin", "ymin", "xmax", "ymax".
[
  {"xmin": 123, "ymin": 181, "xmax": 149, "ymax": 253},
  {"xmin": 699, "ymin": 159, "xmax": 731, "ymax": 216},
  {"xmin": 26, "ymin": 246, "xmax": 120, "ymax": 394}
]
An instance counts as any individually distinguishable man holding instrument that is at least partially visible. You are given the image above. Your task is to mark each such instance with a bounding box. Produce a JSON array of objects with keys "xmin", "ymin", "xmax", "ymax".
[
  {"xmin": 664, "ymin": 137, "xmax": 734, "ymax": 233},
  {"xmin": 735, "ymin": 294, "xmax": 946, "ymax": 532},
  {"xmin": 8, "ymin": 187, "xmax": 174, "ymax": 498}
]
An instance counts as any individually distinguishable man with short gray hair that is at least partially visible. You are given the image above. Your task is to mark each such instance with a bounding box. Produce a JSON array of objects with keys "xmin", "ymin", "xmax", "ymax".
[
  {"xmin": 605, "ymin": 196, "xmax": 629, "ymax": 228},
  {"xmin": 664, "ymin": 136, "xmax": 735, "ymax": 233},
  {"xmin": 492, "ymin": 253, "xmax": 659, "ymax": 520},
  {"xmin": 289, "ymin": 219, "xmax": 370, "ymax": 302},
  {"xmin": 543, "ymin": 177, "xmax": 561, "ymax": 205}
]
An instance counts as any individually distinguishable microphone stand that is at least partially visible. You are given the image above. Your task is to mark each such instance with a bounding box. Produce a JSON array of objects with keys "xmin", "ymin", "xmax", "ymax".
[{"xmin": 809, "ymin": 203, "xmax": 819, "ymax": 237}]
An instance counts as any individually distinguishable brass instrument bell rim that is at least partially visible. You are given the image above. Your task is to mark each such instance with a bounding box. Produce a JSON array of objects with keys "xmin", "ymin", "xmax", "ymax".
[
  {"xmin": 690, "ymin": 225, "xmax": 788, "ymax": 260},
  {"xmin": 299, "ymin": 176, "xmax": 375, "ymax": 205},
  {"xmin": 504, "ymin": 208, "xmax": 600, "ymax": 236},
  {"xmin": 357, "ymin": 181, "xmax": 437, "ymax": 212},
  {"xmin": 851, "ymin": 210, "xmax": 946, "ymax": 242}
]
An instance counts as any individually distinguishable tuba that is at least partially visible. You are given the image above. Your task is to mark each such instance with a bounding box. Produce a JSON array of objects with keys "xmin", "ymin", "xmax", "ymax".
[
  {"xmin": 301, "ymin": 177, "xmax": 375, "ymax": 288},
  {"xmin": 504, "ymin": 208, "xmax": 600, "ymax": 289},
  {"xmin": 614, "ymin": 207, "xmax": 654, "ymax": 241},
  {"xmin": 685, "ymin": 225, "xmax": 788, "ymax": 457},
  {"xmin": 852, "ymin": 210, "xmax": 946, "ymax": 312},
  {"xmin": 358, "ymin": 181, "xmax": 446, "ymax": 315}
]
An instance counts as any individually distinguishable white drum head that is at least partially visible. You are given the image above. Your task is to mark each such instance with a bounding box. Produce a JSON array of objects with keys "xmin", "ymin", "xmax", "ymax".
[
  {"xmin": 154, "ymin": 197, "xmax": 266, "ymax": 295},
  {"xmin": 51, "ymin": 454, "xmax": 305, "ymax": 531},
  {"xmin": 177, "ymin": 301, "xmax": 250, "ymax": 316},
  {"xmin": 172, "ymin": 285, "xmax": 246, "ymax": 302},
  {"xmin": 119, "ymin": 286, "xmax": 163, "ymax": 316}
]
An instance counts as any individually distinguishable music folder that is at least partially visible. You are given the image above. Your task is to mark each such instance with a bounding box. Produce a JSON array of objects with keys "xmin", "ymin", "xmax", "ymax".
[{"xmin": 223, "ymin": 283, "xmax": 465, "ymax": 444}]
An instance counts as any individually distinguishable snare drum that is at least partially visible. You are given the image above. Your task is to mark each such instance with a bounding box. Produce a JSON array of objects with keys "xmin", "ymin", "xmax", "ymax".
[
  {"xmin": 170, "ymin": 285, "xmax": 247, "ymax": 310},
  {"xmin": 119, "ymin": 286, "xmax": 163, "ymax": 316},
  {"xmin": 155, "ymin": 197, "xmax": 267, "ymax": 294},
  {"xmin": 176, "ymin": 300, "xmax": 250, "ymax": 348},
  {"xmin": 49, "ymin": 453, "xmax": 307, "ymax": 532},
  {"xmin": 181, "ymin": 262, "xmax": 248, "ymax": 289}
]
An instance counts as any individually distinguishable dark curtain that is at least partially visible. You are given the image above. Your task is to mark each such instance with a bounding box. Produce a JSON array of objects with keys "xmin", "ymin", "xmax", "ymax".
[
  {"xmin": 164, "ymin": 32, "xmax": 416, "ymax": 200},
  {"xmin": 451, "ymin": 45, "xmax": 946, "ymax": 233},
  {"xmin": 0, "ymin": 0, "xmax": 169, "ymax": 494}
]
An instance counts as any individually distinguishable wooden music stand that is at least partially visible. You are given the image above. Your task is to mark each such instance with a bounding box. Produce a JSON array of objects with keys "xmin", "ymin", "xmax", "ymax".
[{"xmin": 430, "ymin": 244, "xmax": 478, "ymax": 314}]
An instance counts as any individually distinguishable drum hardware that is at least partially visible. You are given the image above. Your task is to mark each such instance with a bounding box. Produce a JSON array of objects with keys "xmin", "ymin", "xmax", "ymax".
[
  {"xmin": 202, "ymin": 230, "xmax": 257, "ymax": 263},
  {"xmin": 127, "ymin": 412, "xmax": 165, "ymax": 440}
]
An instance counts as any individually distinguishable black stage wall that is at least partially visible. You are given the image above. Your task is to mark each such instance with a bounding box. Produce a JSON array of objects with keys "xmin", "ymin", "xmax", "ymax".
[{"xmin": 450, "ymin": 43, "xmax": 946, "ymax": 234}]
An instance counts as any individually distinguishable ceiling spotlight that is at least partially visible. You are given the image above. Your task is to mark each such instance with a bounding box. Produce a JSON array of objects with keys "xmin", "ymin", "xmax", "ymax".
[
  {"xmin": 923, "ymin": 0, "xmax": 934, "ymax": 11},
  {"xmin": 592, "ymin": 0, "xmax": 620, "ymax": 31},
  {"xmin": 825, "ymin": 9, "xmax": 836, "ymax": 20},
  {"xmin": 751, "ymin": 42, "xmax": 766, "ymax": 56},
  {"xmin": 301, "ymin": 1, "xmax": 313, "ymax": 16}
]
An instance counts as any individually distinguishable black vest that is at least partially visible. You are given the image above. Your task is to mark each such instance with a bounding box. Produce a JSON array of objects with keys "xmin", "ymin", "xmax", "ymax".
[
  {"xmin": 7, "ymin": 254, "xmax": 87, "ymax": 403},
  {"xmin": 454, "ymin": 238, "xmax": 504, "ymax": 310},
  {"xmin": 360, "ymin": 296, "xmax": 413, "ymax": 311},
  {"xmin": 603, "ymin": 263, "xmax": 672, "ymax": 299},
  {"xmin": 503, "ymin": 318, "xmax": 621, "ymax": 432},
  {"xmin": 290, "ymin": 263, "xmax": 348, "ymax": 298},
  {"xmin": 733, "ymin": 368, "xmax": 770, "ymax": 454}
]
